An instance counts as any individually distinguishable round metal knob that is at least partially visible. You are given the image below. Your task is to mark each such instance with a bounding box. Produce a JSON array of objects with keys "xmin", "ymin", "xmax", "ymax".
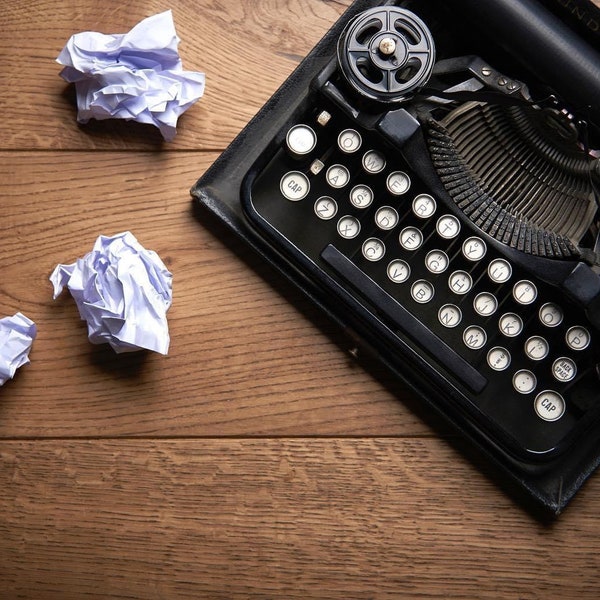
[{"xmin": 378, "ymin": 37, "xmax": 396, "ymax": 56}]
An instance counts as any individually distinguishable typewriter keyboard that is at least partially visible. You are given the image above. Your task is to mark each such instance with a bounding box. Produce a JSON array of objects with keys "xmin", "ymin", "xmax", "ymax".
[{"xmin": 245, "ymin": 101, "xmax": 600, "ymax": 459}]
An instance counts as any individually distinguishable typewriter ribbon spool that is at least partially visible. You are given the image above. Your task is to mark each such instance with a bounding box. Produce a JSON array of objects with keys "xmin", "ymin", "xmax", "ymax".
[{"xmin": 337, "ymin": 6, "xmax": 435, "ymax": 104}]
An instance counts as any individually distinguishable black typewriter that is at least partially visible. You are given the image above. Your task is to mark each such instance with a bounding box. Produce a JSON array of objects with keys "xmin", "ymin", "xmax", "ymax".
[{"xmin": 191, "ymin": 0, "xmax": 600, "ymax": 516}]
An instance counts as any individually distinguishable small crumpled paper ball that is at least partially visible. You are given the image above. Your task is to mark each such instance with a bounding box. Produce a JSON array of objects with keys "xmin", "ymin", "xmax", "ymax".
[
  {"xmin": 50, "ymin": 232, "xmax": 172, "ymax": 354},
  {"xmin": 0, "ymin": 313, "xmax": 37, "ymax": 386}
]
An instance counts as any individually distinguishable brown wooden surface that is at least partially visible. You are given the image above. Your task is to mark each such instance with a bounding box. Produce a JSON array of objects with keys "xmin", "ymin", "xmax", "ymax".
[{"xmin": 1, "ymin": 1, "xmax": 600, "ymax": 598}]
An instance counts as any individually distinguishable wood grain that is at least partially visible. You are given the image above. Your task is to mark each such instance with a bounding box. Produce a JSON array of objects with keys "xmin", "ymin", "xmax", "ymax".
[
  {"xmin": 2, "ymin": 438, "xmax": 600, "ymax": 600},
  {"xmin": 1, "ymin": 0, "xmax": 600, "ymax": 597}
]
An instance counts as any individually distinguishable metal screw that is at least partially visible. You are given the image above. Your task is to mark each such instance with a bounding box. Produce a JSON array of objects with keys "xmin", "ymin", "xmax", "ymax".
[
  {"xmin": 481, "ymin": 67, "xmax": 492, "ymax": 77},
  {"xmin": 379, "ymin": 37, "xmax": 396, "ymax": 56}
]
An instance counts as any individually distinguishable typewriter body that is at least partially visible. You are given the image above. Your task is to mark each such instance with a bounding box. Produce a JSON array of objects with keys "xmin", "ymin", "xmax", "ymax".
[{"xmin": 192, "ymin": 0, "xmax": 600, "ymax": 515}]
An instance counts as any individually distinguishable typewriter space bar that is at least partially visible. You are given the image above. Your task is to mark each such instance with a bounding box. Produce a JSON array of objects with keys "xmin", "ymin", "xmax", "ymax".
[{"xmin": 321, "ymin": 245, "xmax": 487, "ymax": 393}]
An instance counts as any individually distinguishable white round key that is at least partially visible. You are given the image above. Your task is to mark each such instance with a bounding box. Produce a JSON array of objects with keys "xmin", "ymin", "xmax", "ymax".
[
  {"xmin": 487, "ymin": 346, "xmax": 511, "ymax": 371},
  {"xmin": 375, "ymin": 206, "xmax": 399, "ymax": 230},
  {"xmin": 411, "ymin": 280, "xmax": 435, "ymax": 304},
  {"xmin": 326, "ymin": 164, "xmax": 350, "ymax": 188},
  {"xmin": 337, "ymin": 216, "xmax": 361, "ymax": 239},
  {"xmin": 349, "ymin": 184, "xmax": 374, "ymax": 208},
  {"xmin": 463, "ymin": 326, "xmax": 487, "ymax": 350},
  {"xmin": 425, "ymin": 250, "xmax": 449, "ymax": 274},
  {"xmin": 462, "ymin": 236, "xmax": 487, "ymax": 261},
  {"xmin": 566, "ymin": 326, "xmax": 590, "ymax": 350},
  {"xmin": 488, "ymin": 258, "xmax": 512, "ymax": 283},
  {"xmin": 280, "ymin": 171, "xmax": 309, "ymax": 201},
  {"xmin": 362, "ymin": 150, "xmax": 386, "ymax": 173},
  {"xmin": 436, "ymin": 215, "xmax": 461, "ymax": 239},
  {"xmin": 338, "ymin": 128, "xmax": 362, "ymax": 153},
  {"xmin": 399, "ymin": 227, "xmax": 423, "ymax": 251},
  {"xmin": 412, "ymin": 194, "xmax": 436, "ymax": 219},
  {"xmin": 535, "ymin": 391, "xmax": 565, "ymax": 421},
  {"xmin": 499, "ymin": 313, "xmax": 523, "ymax": 337},
  {"xmin": 552, "ymin": 357, "xmax": 577, "ymax": 382},
  {"xmin": 524, "ymin": 336, "xmax": 549, "ymax": 360},
  {"xmin": 513, "ymin": 280, "xmax": 537, "ymax": 305},
  {"xmin": 387, "ymin": 259, "xmax": 410, "ymax": 283},
  {"xmin": 448, "ymin": 270, "xmax": 473, "ymax": 295},
  {"xmin": 438, "ymin": 304, "xmax": 462, "ymax": 328},
  {"xmin": 286, "ymin": 124, "xmax": 316, "ymax": 155},
  {"xmin": 386, "ymin": 171, "xmax": 411, "ymax": 195},
  {"xmin": 314, "ymin": 196, "xmax": 337, "ymax": 220},
  {"xmin": 473, "ymin": 292, "xmax": 498, "ymax": 316},
  {"xmin": 362, "ymin": 238, "xmax": 385, "ymax": 262},
  {"xmin": 539, "ymin": 302, "xmax": 563, "ymax": 327},
  {"xmin": 513, "ymin": 369, "xmax": 537, "ymax": 394}
]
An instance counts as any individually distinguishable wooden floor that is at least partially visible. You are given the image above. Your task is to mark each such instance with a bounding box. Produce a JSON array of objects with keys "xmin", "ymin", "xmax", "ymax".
[{"xmin": 2, "ymin": 1, "xmax": 600, "ymax": 598}]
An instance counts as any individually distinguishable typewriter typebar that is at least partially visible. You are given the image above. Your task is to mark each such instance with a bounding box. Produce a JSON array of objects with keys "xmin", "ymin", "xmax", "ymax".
[{"xmin": 192, "ymin": 0, "xmax": 600, "ymax": 515}]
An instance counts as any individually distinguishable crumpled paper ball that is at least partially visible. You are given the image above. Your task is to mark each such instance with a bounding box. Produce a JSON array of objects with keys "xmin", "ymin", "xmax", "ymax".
[
  {"xmin": 56, "ymin": 10, "xmax": 205, "ymax": 141},
  {"xmin": 0, "ymin": 313, "xmax": 37, "ymax": 386},
  {"xmin": 50, "ymin": 232, "xmax": 173, "ymax": 354}
]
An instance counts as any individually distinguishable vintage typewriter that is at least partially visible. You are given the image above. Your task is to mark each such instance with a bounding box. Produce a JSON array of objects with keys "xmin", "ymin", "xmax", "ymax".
[{"xmin": 191, "ymin": 0, "xmax": 600, "ymax": 516}]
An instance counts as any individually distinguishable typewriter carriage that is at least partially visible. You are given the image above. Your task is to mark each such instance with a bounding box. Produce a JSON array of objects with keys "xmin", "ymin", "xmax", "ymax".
[{"xmin": 333, "ymin": 4, "xmax": 600, "ymax": 265}]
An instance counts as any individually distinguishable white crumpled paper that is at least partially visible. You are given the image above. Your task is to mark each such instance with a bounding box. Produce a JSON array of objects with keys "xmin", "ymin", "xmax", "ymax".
[
  {"xmin": 50, "ymin": 232, "xmax": 173, "ymax": 355},
  {"xmin": 56, "ymin": 10, "xmax": 205, "ymax": 141},
  {"xmin": 0, "ymin": 313, "xmax": 37, "ymax": 386}
]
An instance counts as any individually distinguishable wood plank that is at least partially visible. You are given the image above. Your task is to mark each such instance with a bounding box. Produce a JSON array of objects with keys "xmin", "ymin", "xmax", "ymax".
[
  {"xmin": 0, "ymin": 0, "xmax": 352, "ymax": 151},
  {"xmin": 1, "ymin": 438, "xmax": 599, "ymax": 599},
  {"xmin": 0, "ymin": 151, "xmax": 428, "ymax": 438}
]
